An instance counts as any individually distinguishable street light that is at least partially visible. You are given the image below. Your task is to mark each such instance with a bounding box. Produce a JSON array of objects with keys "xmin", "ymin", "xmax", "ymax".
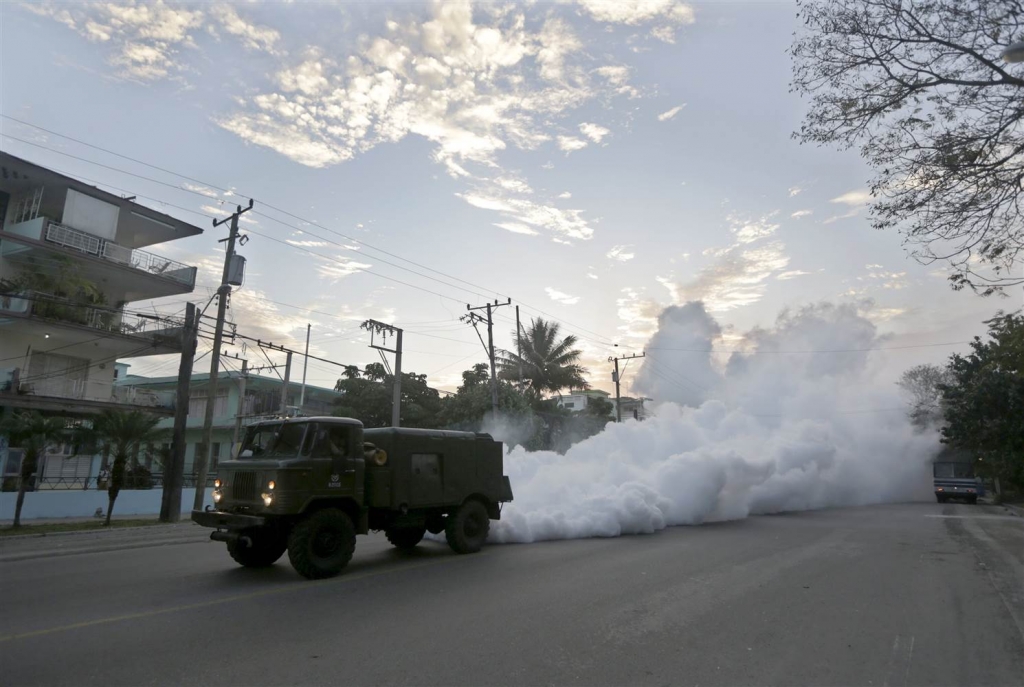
[{"xmin": 1001, "ymin": 40, "xmax": 1024, "ymax": 63}]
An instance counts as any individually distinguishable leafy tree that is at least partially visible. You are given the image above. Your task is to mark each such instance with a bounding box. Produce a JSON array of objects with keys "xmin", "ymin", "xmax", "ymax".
[
  {"xmin": 940, "ymin": 313, "xmax": 1024, "ymax": 490},
  {"xmin": 497, "ymin": 317, "xmax": 589, "ymax": 395},
  {"xmin": 584, "ymin": 395, "xmax": 615, "ymax": 419},
  {"xmin": 897, "ymin": 364, "xmax": 952, "ymax": 429},
  {"xmin": 333, "ymin": 364, "xmax": 442, "ymax": 428},
  {"xmin": 0, "ymin": 412, "xmax": 68, "ymax": 527},
  {"xmin": 791, "ymin": 0, "xmax": 1024, "ymax": 294},
  {"xmin": 81, "ymin": 410, "xmax": 166, "ymax": 526}
]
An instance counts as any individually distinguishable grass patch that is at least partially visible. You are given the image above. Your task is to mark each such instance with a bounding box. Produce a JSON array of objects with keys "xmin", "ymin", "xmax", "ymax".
[{"xmin": 0, "ymin": 519, "xmax": 163, "ymax": 537}]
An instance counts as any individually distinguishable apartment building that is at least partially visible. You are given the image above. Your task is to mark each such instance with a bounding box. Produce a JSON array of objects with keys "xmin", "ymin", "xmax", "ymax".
[{"xmin": 0, "ymin": 152, "xmax": 202, "ymax": 487}]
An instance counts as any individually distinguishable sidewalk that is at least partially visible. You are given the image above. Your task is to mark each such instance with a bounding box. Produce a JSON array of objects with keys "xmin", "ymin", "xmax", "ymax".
[{"xmin": 0, "ymin": 519, "xmax": 211, "ymax": 563}]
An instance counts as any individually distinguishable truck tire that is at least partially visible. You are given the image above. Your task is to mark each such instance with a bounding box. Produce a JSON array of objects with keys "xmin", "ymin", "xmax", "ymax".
[
  {"xmin": 386, "ymin": 526, "xmax": 426, "ymax": 550},
  {"xmin": 228, "ymin": 528, "xmax": 287, "ymax": 568},
  {"xmin": 445, "ymin": 500, "xmax": 490, "ymax": 554},
  {"xmin": 287, "ymin": 509, "xmax": 356, "ymax": 580}
]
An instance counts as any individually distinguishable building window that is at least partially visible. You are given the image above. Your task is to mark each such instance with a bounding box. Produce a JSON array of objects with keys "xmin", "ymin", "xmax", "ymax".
[
  {"xmin": 188, "ymin": 390, "xmax": 229, "ymax": 417},
  {"xmin": 563, "ymin": 401, "xmax": 575, "ymax": 409}
]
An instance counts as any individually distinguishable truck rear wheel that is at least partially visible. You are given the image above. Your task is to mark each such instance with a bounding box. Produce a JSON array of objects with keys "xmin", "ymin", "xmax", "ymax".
[
  {"xmin": 445, "ymin": 500, "xmax": 490, "ymax": 554},
  {"xmin": 386, "ymin": 526, "xmax": 426, "ymax": 550},
  {"xmin": 228, "ymin": 527, "xmax": 287, "ymax": 568},
  {"xmin": 287, "ymin": 509, "xmax": 356, "ymax": 580}
]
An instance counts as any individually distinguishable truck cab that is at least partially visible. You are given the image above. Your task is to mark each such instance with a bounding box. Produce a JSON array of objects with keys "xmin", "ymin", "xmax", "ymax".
[{"xmin": 193, "ymin": 416, "xmax": 513, "ymax": 579}]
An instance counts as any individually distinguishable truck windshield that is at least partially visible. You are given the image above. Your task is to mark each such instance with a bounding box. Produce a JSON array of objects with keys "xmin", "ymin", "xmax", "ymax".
[{"xmin": 241, "ymin": 422, "xmax": 309, "ymax": 458}]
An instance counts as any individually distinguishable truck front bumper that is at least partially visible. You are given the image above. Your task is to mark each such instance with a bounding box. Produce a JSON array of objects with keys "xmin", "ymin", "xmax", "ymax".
[{"xmin": 191, "ymin": 509, "xmax": 266, "ymax": 531}]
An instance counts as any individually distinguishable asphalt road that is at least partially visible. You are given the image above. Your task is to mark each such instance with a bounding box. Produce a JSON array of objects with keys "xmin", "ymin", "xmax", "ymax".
[{"xmin": 1, "ymin": 502, "xmax": 1022, "ymax": 687}]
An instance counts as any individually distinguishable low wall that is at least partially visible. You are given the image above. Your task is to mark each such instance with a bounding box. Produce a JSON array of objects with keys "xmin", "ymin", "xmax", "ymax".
[{"xmin": 0, "ymin": 488, "xmax": 215, "ymax": 521}]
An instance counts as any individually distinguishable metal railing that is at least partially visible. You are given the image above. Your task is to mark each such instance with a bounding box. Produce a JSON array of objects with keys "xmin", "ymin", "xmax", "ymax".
[
  {"xmin": 43, "ymin": 220, "xmax": 197, "ymax": 288},
  {"xmin": 0, "ymin": 290, "xmax": 177, "ymax": 341},
  {"xmin": 1, "ymin": 368, "xmax": 176, "ymax": 410},
  {"xmin": 2, "ymin": 473, "xmax": 217, "ymax": 492}
]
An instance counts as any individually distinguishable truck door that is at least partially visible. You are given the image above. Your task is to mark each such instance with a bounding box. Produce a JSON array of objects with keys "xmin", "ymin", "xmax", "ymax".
[
  {"xmin": 314, "ymin": 424, "xmax": 363, "ymax": 501},
  {"xmin": 410, "ymin": 453, "xmax": 442, "ymax": 506}
]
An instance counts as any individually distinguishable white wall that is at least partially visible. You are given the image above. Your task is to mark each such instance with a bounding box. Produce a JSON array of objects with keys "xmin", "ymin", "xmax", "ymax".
[{"xmin": 0, "ymin": 487, "xmax": 215, "ymax": 520}]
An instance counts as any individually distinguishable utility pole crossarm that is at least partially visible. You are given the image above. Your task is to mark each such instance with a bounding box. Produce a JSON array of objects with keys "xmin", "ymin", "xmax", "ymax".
[
  {"xmin": 464, "ymin": 299, "xmax": 511, "ymax": 415},
  {"xmin": 608, "ymin": 352, "xmax": 645, "ymax": 423},
  {"xmin": 360, "ymin": 319, "xmax": 404, "ymax": 427}
]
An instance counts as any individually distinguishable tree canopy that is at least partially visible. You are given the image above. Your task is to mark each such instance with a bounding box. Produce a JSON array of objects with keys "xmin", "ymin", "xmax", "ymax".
[
  {"xmin": 939, "ymin": 312, "xmax": 1024, "ymax": 489},
  {"xmin": 791, "ymin": 0, "xmax": 1024, "ymax": 294}
]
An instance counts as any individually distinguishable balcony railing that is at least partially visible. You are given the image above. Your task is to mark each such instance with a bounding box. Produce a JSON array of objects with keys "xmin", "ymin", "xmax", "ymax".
[
  {"xmin": 43, "ymin": 220, "xmax": 197, "ymax": 288},
  {"xmin": 0, "ymin": 291, "xmax": 181, "ymax": 341},
  {"xmin": 0, "ymin": 366, "xmax": 175, "ymax": 411}
]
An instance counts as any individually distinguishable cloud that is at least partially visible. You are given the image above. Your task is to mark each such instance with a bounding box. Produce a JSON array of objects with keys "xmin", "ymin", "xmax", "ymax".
[
  {"xmin": 208, "ymin": 4, "xmax": 281, "ymax": 55},
  {"xmin": 729, "ymin": 211, "xmax": 779, "ymax": 244},
  {"xmin": 577, "ymin": 0, "xmax": 697, "ymax": 27},
  {"xmin": 607, "ymin": 245, "xmax": 636, "ymax": 261},
  {"xmin": 558, "ymin": 135, "xmax": 589, "ymax": 152},
  {"xmin": 286, "ymin": 239, "xmax": 331, "ymax": 248},
  {"xmin": 579, "ymin": 122, "xmax": 610, "ymax": 143},
  {"xmin": 459, "ymin": 176, "xmax": 595, "ymax": 240},
  {"xmin": 788, "ymin": 186, "xmax": 802, "ymax": 197},
  {"xmin": 777, "ymin": 270, "xmax": 812, "ymax": 280},
  {"xmin": 657, "ymin": 104, "xmax": 686, "ymax": 121},
  {"xmin": 790, "ymin": 209, "xmax": 813, "ymax": 219},
  {"xmin": 182, "ymin": 182, "xmax": 220, "ymax": 198},
  {"xmin": 830, "ymin": 189, "xmax": 872, "ymax": 206},
  {"xmin": 859, "ymin": 268, "xmax": 908, "ymax": 290},
  {"xmin": 558, "ymin": 191, "xmax": 572, "ymax": 199},
  {"xmin": 316, "ymin": 254, "xmax": 373, "ymax": 282},
  {"xmin": 494, "ymin": 222, "xmax": 539, "ymax": 235},
  {"xmin": 587, "ymin": 272, "xmax": 599, "ymax": 279},
  {"xmin": 822, "ymin": 209, "xmax": 861, "ymax": 225},
  {"xmin": 660, "ymin": 241, "xmax": 790, "ymax": 312},
  {"xmin": 546, "ymin": 287, "xmax": 581, "ymax": 305},
  {"xmin": 26, "ymin": 2, "xmax": 282, "ymax": 81},
  {"xmin": 616, "ymin": 287, "xmax": 661, "ymax": 340}
]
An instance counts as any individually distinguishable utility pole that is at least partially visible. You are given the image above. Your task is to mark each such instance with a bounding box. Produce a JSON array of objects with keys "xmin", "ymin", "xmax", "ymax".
[
  {"xmin": 515, "ymin": 305, "xmax": 523, "ymax": 388},
  {"xmin": 194, "ymin": 199, "xmax": 253, "ymax": 511},
  {"xmin": 609, "ymin": 352, "xmax": 645, "ymax": 423},
  {"xmin": 361, "ymin": 320, "xmax": 403, "ymax": 427},
  {"xmin": 231, "ymin": 357, "xmax": 248, "ymax": 446},
  {"xmin": 279, "ymin": 350, "xmax": 293, "ymax": 414},
  {"xmin": 299, "ymin": 323, "xmax": 311, "ymax": 408},
  {"xmin": 465, "ymin": 299, "xmax": 511, "ymax": 414},
  {"xmin": 161, "ymin": 302, "xmax": 198, "ymax": 523}
]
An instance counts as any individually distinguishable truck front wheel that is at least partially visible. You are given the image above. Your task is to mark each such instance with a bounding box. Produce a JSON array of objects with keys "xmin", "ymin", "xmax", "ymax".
[
  {"xmin": 228, "ymin": 527, "xmax": 287, "ymax": 568},
  {"xmin": 446, "ymin": 500, "xmax": 490, "ymax": 554},
  {"xmin": 386, "ymin": 526, "xmax": 426, "ymax": 550},
  {"xmin": 287, "ymin": 509, "xmax": 356, "ymax": 579}
]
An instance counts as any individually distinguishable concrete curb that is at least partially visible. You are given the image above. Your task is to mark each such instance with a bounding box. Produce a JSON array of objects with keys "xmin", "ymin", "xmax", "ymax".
[
  {"xmin": 999, "ymin": 503, "xmax": 1024, "ymax": 518},
  {"xmin": 0, "ymin": 535, "xmax": 212, "ymax": 563},
  {"xmin": 0, "ymin": 523, "xmax": 193, "ymax": 540}
]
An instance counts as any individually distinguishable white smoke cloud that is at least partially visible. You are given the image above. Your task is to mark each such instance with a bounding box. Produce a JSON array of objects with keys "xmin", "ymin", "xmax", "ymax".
[{"xmin": 489, "ymin": 301, "xmax": 937, "ymax": 544}]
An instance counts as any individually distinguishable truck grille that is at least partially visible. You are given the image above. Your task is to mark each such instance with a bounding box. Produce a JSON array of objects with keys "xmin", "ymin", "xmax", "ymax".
[{"xmin": 231, "ymin": 471, "xmax": 258, "ymax": 502}]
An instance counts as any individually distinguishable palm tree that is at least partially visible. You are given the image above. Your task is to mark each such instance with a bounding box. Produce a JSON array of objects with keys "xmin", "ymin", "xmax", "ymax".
[
  {"xmin": 82, "ymin": 410, "xmax": 166, "ymax": 526},
  {"xmin": 0, "ymin": 412, "xmax": 68, "ymax": 527},
  {"xmin": 497, "ymin": 317, "xmax": 589, "ymax": 395}
]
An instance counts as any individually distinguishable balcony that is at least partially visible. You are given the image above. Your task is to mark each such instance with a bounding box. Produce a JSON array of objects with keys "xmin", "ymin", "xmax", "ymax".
[
  {"xmin": 2, "ymin": 218, "xmax": 198, "ymax": 297},
  {"xmin": 0, "ymin": 366, "xmax": 176, "ymax": 416},
  {"xmin": 0, "ymin": 291, "xmax": 184, "ymax": 355}
]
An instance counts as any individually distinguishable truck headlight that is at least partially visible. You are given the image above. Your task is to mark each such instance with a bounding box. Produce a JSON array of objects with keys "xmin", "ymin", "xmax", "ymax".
[
  {"xmin": 214, "ymin": 478, "xmax": 222, "ymax": 489},
  {"xmin": 213, "ymin": 489, "xmax": 223, "ymax": 503},
  {"xmin": 267, "ymin": 480, "xmax": 275, "ymax": 491},
  {"xmin": 262, "ymin": 492, "xmax": 273, "ymax": 507}
]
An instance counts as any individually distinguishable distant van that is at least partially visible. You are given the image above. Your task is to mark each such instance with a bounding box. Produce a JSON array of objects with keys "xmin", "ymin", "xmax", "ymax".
[{"xmin": 932, "ymin": 462, "xmax": 982, "ymax": 504}]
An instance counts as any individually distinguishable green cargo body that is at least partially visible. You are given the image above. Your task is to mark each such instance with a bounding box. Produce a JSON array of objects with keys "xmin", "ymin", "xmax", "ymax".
[
  {"xmin": 191, "ymin": 417, "xmax": 513, "ymax": 580},
  {"xmin": 364, "ymin": 427, "xmax": 510, "ymax": 517}
]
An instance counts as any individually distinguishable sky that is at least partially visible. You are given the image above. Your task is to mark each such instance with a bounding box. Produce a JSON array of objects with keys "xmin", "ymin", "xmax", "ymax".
[{"xmin": 1, "ymin": 0, "xmax": 1018, "ymax": 397}]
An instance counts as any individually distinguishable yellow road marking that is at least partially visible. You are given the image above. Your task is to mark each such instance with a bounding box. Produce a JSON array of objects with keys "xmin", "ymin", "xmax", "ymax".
[{"xmin": 0, "ymin": 554, "xmax": 470, "ymax": 643}]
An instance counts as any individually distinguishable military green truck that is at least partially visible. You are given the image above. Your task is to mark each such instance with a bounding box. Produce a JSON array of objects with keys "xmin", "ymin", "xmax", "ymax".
[{"xmin": 191, "ymin": 417, "xmax": 513, "ymax": 579}]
